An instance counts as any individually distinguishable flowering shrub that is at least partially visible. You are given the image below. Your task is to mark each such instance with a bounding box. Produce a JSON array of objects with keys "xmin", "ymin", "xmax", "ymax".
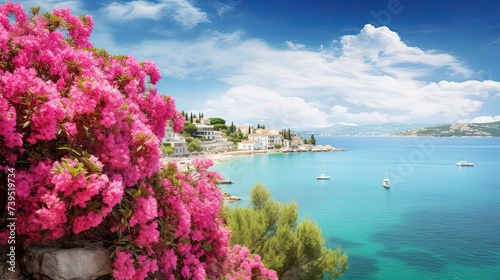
[{"xmin": 0, "ymin": 2, "xmax": 276, "ymax": 279}]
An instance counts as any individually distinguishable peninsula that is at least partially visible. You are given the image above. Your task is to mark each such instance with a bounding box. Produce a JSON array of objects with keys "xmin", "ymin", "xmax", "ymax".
[{"xmin": 391, "ymin": 121, "xmax": 500, "ymax": 137}]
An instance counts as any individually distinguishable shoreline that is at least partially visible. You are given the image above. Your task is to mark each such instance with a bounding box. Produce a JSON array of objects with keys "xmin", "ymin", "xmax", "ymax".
[
  {"xmin": 161, "ymin": 146, "xmax": 347, "ymax": 202},
  {"xmin": 161, "ymin": 145, "xmax": 346, "ymax": 171}
]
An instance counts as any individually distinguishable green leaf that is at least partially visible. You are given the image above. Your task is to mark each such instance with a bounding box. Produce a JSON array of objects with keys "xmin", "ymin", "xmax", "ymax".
[
  {"xmin": 70, "ymin": 148, "xmax": 82, "ymax": 157},
  {"xmin": 80, "ymin": 157, "xmax": 94, "ymax": 172},
  {"xmin": 132, "ymin": 188, "xmax": 142, "ymax": 199},
  {"xmin": 91, "ymin": 200, "xmax": 101, "ymax": 210},
  {"xmin": 30, "ymin": 6, "xmax": 41, "ymax": 16},
  {"xmin": 111, "ymin": 209, "xmax": 120, "ymax": 220}
]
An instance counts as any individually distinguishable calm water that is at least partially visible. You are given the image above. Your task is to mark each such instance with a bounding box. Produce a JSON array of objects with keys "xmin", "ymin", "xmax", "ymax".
[{"xmin": 212, "ymin": 137, "xmax": 500, "ymax": 280}]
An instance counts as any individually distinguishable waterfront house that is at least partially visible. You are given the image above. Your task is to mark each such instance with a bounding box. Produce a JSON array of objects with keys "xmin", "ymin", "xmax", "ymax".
[
  {"xmin": 237, "ymin": 140, "xmax": 264, "ymax": 151},
  {"xmin": 248, "ymin": 132, "xmax": 283, "ymax": 149},
  {"xmin": 194, "ymin": 124, "xmax": 222, "ymax": 140}
]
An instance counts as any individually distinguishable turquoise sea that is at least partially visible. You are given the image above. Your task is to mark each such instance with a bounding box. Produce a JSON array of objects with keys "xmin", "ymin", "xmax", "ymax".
[{"xmin": 211, "ymin": 136, "xmax": 500, "ymax": 280}]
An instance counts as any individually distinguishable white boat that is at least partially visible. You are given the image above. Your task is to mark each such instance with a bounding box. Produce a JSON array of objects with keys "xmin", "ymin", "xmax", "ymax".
[
  {"xmin": 456, "ymin": 160, "xmax": 474, "ymax": 166},
  {"xmin": 383, "ymin": 178, "xmax": 390, "ymax": 188},
  {"xmin": 317, "ymin": 158, "xmax": 331, "ymax": 180}
]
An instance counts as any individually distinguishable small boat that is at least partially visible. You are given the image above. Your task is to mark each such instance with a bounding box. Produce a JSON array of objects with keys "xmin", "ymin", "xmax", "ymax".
[
  {"xmin": 456, "ymin": 160, "xmax": 474, "ymax": 166},
  {"xmin": 317, "ymin": 158, "xmax": 331, "ymax": 180},
  {"xmin": 317, "ymin": 173, "xmax": 331, "ymax": 180},
  {"xmin": 383, "ymin": 178, "xmax": 390, "ymax": 188}
]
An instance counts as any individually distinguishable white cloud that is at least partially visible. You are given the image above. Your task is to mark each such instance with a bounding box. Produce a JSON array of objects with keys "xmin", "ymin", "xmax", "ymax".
[
  {"xmin": 330, "ymin": 106, "xmax": 396, "ymax": 124},
  {"xmin": 115, "ymin": 24, "xmax": 500, "ymax": 127},
  {"xmin": 204, "ymin": 86, "xmax": 331, "ymax": 129},
  {"xmin": 286, "ymin": 41, "xmax": 306, "ymax": 50},
  {"xmin": 169, "ymin": 0, "xmax": 210, "ymax": 28},
  {"xmin": 459, "ymin": 115, "xmax": 500, "ymax": 123},
  {"xmin": 338, "ymin": 24, "xmax": 473, "ymax": 79},
  {"xmin": 331, "ymin": 105, "xmax": 349, "ymax": 115},
  {"xmin": 100, "ymin": 0, "xmax": 209, "ymax": 29},
  {"xmin": 101, "ymin": 1, "xmax": 163, "ymax": 20}
]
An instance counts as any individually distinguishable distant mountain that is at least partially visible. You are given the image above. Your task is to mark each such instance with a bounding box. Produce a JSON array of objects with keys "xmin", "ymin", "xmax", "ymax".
[
  {"xmin": 392, "ymin": 121, "xmax": 500, "ymax": 137},
  {"xmin": 301, "ymin": 123, "xmax": 433, "ymax": 136}
]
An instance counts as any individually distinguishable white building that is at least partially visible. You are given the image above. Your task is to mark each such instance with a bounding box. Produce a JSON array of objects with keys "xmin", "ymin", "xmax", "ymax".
[
  {"xmin": 194, "ymin": 124, "xmax": 222, "ymax": 140},
  {"xmin": 237, "ymin": 140, "xmax": 264, "ymax": 151},
  {"xmin": 248, "ymin": 133, "xmax": 283, "ymax": 149},
  {"xmin": 162, "ymin": 127, "xmax": 188, "ymax": 156}
]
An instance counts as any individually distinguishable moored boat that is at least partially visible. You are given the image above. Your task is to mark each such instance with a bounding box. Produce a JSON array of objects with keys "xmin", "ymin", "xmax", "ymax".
[
  {"xmin": 317, "ymin": 158, "xmax": 331, "ymax": 180},
  {"xmin": 456, "ymin": 160, "xmax": 474, "ymax": 166},
  {"xmin": 383, "ymin": 178, "xmax": 390, "ymax": 188}
]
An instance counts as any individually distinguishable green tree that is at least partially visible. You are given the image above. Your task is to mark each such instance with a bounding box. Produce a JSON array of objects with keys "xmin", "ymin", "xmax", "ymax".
[
  {"xmin": 209, "ymin": 117, "xmax": 226, "ymax": 125},
  {"xmin": 229, "ymin": 121, "xmax": 235, "ymax": 133},
  {"xmin": 187, "ymin": 140, "xmax": 203, "ymax": 153},
  {"xmin": 182, "ymin": 122, "xmax": 198, "ymax": 137},
  {"xmin": 310, "ymin": 134, "xmax": 316, "ymax": 145},
  {"xmin": 160, "ymin": 143, "xmax": 175, "ymax": 156},
  {"xmin": 225, "ymin": 184, "xmax": 348, "ymax": 279},
  {"xmin": 213, "ymin": 123, "xmax": 228, "ymax": 131}
]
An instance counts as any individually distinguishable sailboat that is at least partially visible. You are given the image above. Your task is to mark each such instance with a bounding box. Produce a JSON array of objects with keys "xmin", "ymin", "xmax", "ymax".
[{"xmin": 316, "ymin": 158, "xmax": 331, "ymax": 180}]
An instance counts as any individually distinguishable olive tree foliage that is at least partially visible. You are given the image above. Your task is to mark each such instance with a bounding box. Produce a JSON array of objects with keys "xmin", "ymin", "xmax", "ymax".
[
  {"xmin": 225, "ymin": 184, "xmax": 349, "ymax": 279},
  {"xmin": 187, "ymin": 140, "xmax": 203, "ymax": 153},
  {"xmin": 181, "ymin": 122, "xmax": 198, "ymax": 137},
  {"xmin": 160, "ymin": 143, "xmax": 175, "ymax": 156}
]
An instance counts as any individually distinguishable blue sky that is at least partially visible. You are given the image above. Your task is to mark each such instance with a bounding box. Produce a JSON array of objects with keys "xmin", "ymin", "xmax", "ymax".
[{"xmin": 13, "ymin": 0, "xmax": 500, "ymax": 129}]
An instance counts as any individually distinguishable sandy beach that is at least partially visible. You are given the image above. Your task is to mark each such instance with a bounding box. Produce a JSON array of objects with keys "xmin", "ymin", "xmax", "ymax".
[
  {"xmin": 160, "ymin": 150, "xmax": 272, "ymax": 171},
  {"xmin": 161, "ymin": 145, "xmax": 345, "ymax": 171}
]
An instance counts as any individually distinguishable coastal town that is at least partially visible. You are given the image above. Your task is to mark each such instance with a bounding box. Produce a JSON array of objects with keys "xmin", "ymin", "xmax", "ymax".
[
  {"xmin": 160, "ymin": 113, "xmax": 347, "ymax": 203},
  {"xmin": 161, "ymin": 113, "xmax": 346, "ymax": 164}
]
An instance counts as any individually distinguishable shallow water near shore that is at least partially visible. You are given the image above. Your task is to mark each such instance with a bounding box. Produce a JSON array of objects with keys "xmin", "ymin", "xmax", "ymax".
[{"xmin": 211, "ymin": 136, "xmax": 500, "ymax": 279}]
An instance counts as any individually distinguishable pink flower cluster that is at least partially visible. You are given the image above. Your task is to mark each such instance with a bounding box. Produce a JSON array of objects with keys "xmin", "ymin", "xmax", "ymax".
[
  {"xmin": 224, "ymin": 245, "xmax": 278, "ymax": 280},
  {"xmin": 111, "ymin": 159, "xmax": 277, "ymax": 279},
  {"xmin": 0, "ymin": 2, "xmax": 276, "ymax": 280}
]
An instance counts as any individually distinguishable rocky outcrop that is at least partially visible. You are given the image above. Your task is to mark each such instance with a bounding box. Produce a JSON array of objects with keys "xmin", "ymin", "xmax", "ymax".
[{"xmin": 22, "ymin": 240, "xmax": 112, "ymax": 280}]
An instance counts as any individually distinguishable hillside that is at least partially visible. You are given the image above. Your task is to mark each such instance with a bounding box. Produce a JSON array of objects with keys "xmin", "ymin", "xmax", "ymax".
[
  {"xmin": 392, "ymin": 121, "xmax": 500, "ymax": 137},
  {"xmin": 306, "ymin": 123, "xmax": 431, "ymax": 136}
]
